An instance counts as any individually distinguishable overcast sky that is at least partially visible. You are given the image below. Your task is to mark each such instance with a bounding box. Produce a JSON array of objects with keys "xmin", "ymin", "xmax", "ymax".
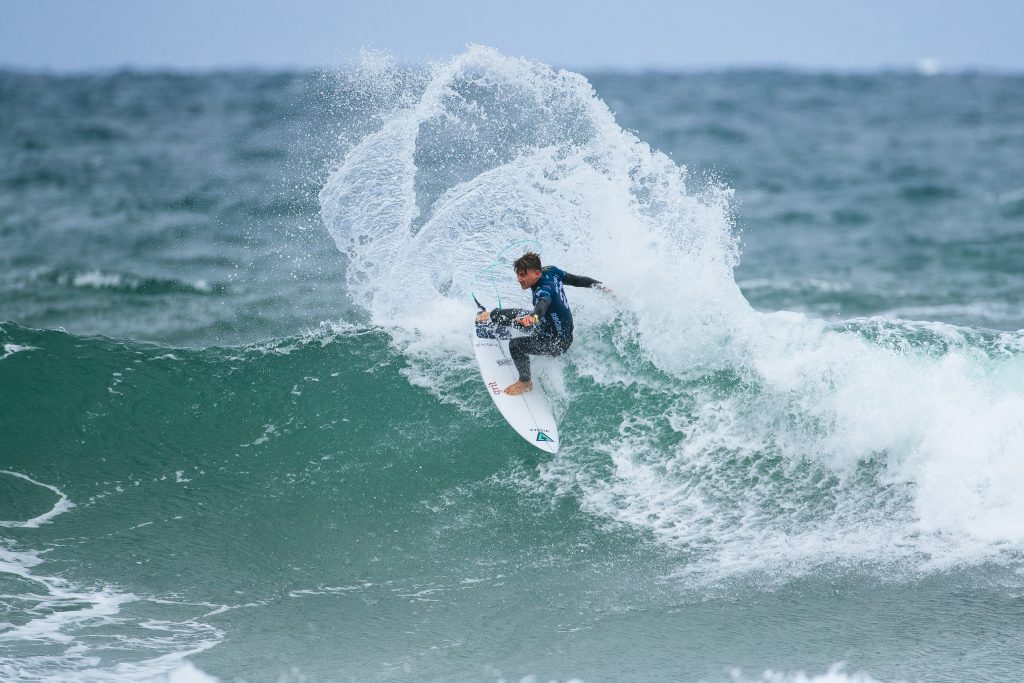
[{"xmin": 2, "ymin": 0, "xmax": 1022, "ymax": 73}]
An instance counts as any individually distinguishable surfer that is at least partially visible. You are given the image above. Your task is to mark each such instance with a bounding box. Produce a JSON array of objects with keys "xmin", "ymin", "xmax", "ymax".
[{"xmin": 476, "ymin": 252, "xmax": 609, "ymax": 395}]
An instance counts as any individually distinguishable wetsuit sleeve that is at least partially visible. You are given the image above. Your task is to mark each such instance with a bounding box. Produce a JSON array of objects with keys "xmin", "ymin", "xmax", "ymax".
[
  {"xmin": 489, "ymin": 308, "xmax": 532, "ymax": 325},
  {"xmin": 490, "ymin": 300, "xmax": 550, "ymax": 323},
  {"xmin": 560, "ymin": 272, "xmax": 601, "ymax": 288},
  {"xmin": 532, "ymin": 297, "xmax": 551, "ymax": 318},
  {"xmin": 530, "ymin": 281, "xmax": 556, "ymax": 319}
]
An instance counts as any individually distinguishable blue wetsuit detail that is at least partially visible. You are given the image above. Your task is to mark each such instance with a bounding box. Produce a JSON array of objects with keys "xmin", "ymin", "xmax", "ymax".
[
  {"xmin": 532, "ymin": 266, "xmax": 574, "ymax": 340},
  {"xmin": 487, "ymin": 266, "xmax": 601, "ymax": 382}
]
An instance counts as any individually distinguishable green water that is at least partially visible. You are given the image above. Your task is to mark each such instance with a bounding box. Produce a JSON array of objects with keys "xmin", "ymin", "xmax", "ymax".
[{"xmin": 3, "ymin": 48, "xmax": 1024, "ymax": 681}]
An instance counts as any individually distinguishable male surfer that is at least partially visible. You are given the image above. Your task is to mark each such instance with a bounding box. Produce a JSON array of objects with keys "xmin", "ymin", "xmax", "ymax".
[{"xmin": 476, "ymin": 252, "xmax": 609, "ymax": 395}]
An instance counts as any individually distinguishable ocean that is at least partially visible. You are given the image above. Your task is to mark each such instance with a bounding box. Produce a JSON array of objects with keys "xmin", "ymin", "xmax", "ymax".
[{"xmin": 2, "ymin": 45, "xmax": 1024, "ymax": 681}]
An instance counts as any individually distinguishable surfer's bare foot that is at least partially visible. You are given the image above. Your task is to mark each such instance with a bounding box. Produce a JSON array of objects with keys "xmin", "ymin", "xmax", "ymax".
[{"xmin": 504, "ymin": 381, "xmax": 532, "ymax": 396}]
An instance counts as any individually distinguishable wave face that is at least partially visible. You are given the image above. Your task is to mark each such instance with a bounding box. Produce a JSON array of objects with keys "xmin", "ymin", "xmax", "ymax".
[
  {"xmin": 320, "ymin": 46, "xmax": 1024, "ymax": 575},
  {"xmin": 3, "ymin": 48, "xmax": 1024, "ymax": 682}
]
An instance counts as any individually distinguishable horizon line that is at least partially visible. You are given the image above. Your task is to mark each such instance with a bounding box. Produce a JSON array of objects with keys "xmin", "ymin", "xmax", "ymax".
[{"xmin": 3, "ymin": 60, "xmax": 1023, "ymax": 78}]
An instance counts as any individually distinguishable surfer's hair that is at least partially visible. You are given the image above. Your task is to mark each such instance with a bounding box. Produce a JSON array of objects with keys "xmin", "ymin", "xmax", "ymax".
[{"xmin": 513, "ymin": 252, "xmax": 542, "ymax": 274}]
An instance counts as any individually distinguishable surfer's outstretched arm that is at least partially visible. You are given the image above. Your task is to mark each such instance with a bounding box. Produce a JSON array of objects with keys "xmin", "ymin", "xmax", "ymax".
[{"xmin": 561, "ymin": 272, "xmax": 612, "ymax": 293}]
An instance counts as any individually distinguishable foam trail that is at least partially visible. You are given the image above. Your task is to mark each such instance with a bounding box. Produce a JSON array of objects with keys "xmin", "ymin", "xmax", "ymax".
[
  {"xmin": 0, "ymin": 470, "xmax": 76, "ymax": 528},
  {"xmin": 728, "ymin": 664, "xmax": 887, "ymax": 683},
  {"xmin": 0, "ymin": 540, "xmax": 223, "ymax": 680},
  {"xmin": 153, "ymin": 662, "xmax": 223, "ymax": 683},
  {"xmin": 1, "ymin": 344, "xmax": 37, "ymax": 361},
  {"xmin": 0, "ymin": 470, "xmax": 222, "ymax": 680}
]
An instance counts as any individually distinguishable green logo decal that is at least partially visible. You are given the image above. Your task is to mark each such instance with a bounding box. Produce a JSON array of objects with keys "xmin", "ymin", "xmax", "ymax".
[{"xmin": 536, "ymin": 431, "xmax": 554, "ymax": 443}]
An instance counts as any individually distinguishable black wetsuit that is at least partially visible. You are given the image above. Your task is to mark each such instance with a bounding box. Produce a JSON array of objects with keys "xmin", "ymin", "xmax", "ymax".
[{"xmin": 489, "ymin": 266, "xmax": 602, "ymax": 382}]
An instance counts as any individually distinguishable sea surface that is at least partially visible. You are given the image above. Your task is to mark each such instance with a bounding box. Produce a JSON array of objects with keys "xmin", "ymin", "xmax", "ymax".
[{"xmin": 2, "ymin": 46, "xmax": 1024, "ymax": 682}]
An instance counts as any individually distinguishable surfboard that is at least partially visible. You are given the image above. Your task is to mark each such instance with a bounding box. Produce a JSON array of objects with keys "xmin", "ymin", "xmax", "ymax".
[{"xmin": 472, "ymin": 321, "xmax": 559, "ymax": 453}]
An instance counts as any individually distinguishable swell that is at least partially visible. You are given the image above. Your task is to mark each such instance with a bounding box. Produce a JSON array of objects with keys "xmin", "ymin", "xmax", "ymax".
[
  {"xmin": 0, "ymin": 321, "xmax": 478, "ymax": 679},
  {"xmin": 26, "ymin": 267, "xmax": 224, "ymax": 295}
]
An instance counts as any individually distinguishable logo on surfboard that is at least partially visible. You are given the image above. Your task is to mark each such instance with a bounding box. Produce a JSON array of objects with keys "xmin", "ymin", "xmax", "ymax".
[{"xmin": 535, "ymin": 431, "xmax": 555, "ymax": 443}]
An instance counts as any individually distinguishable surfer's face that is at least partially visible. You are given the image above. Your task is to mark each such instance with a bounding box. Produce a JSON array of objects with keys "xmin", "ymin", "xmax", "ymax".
[{"xmin": 516, "ymin": 268, "xmax": 542, "ymax": 289}]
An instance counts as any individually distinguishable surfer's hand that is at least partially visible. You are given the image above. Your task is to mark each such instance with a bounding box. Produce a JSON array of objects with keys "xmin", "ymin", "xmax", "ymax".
[
  {"xmin": 595, "ymin": 283, "xmax": 613, "ymax": 294},
  {"xmin": 476, "ymin": 310, "xmax": 490, "ymax": 322}
]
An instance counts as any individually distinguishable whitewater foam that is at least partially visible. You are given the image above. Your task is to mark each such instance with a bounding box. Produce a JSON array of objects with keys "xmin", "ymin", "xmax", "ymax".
[
  {"xmin": 0, "ymin": 343, "xmax": 36, "ymax": 361},
  {"xmin": 0, "ymin": 473, "xmax": 223, "ymax": 682},
  {"xmin": 728, "ymin": 665, "xmax": 887, "ymax": 683},
  {"xmin": 0, "ymin": 470, "xmax": 75, "ymax": 528}
]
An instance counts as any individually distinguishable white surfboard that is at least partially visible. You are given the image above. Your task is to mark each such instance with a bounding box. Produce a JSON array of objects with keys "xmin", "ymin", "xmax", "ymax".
[{"xmin": 472, "ymin": 324, "xmax": 559, "ymax": 453}]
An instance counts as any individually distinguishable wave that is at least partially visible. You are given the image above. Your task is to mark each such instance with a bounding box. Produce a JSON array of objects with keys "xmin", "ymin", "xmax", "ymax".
[
  {"xmin": 315, "ymin": 46, "xmax": 1024, "ymax": 578},
  {"xmin": 12, "ymin": 313, "xmax": 1023, "ymax": 586},
  {"xmin": 31, "ymin": 268, "xmax": 223, "ymax": 295},
  {"xmin": 7, "ymin": 49, "xmax": 1024, "ymax": 682},
  {"xmin": 4, "ymin": 53, "xmax": 1024, "ymax": 682},
  {"xmin": 1, "ymin": 313, "xmax": 1022, "ymax": 678}
]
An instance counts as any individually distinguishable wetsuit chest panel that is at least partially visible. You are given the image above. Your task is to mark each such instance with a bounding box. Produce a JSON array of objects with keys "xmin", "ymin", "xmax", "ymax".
[{"xmin": 533, "ymin": 267, "xmax": 573, "ymax": 339}]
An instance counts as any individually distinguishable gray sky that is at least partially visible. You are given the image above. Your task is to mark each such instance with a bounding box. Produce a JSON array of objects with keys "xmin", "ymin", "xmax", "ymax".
[{"xmin": 2, "ymin": 0, "xmax": 1022, "ymax": 72}]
